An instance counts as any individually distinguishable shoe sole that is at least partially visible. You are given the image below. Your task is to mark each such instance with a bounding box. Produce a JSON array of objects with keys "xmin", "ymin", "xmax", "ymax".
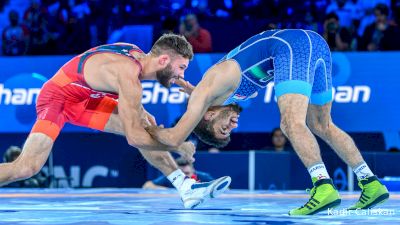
[
  {"xmin": 289, "ymin": 198, "xmax": 341, "ymax": 216},
  {"xmin": 210, "ymin": 176, "xmax": 232, "ymax": 198},
  {"xmin": 308, "ymin": 199, "xmax": 341, "ymax": 215},
  {"xmin": 185, "ymin": 176, "xmax": 231, "ymax": 209},
  {"xmin": 359, "ymin": 192, "xmax": 390, "ymax": 210}
]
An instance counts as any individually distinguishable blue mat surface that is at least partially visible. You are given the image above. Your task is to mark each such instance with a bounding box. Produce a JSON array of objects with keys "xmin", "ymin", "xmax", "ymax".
[{"xmin": 0, "ymin": 188, "xmax": 399, "ymax": 225}]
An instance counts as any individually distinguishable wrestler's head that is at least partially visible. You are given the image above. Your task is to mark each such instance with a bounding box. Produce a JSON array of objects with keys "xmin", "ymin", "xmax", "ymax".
[
  {"xmin": 151, "ymin": 33, "xmax": 193, "ymax": 88},
  {"xmin": 193, "ymin": 104, "xmax": 242, "ymax": 148}
]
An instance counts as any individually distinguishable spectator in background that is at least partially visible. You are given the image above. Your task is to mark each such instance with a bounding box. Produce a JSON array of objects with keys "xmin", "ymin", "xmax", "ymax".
[
  {"xmin": 323, "ymin": 12, "xmax": 353, "ymax": 51},
  {"xmin": 2, "ymin": 146, "xmax": 48, "ymax": 188},
  {"xmin": 359, "ymin": 3, "xmax": 400, "ymax": 51},
  {"xmin": 356, "ymin": 0, "xmax": 391, "ymax": 37},
  {"xmin": 23, "ymin": 0, "xmax": 55, "ymax": 54},
  {"xmin": 261, "ymin": 128, "xmax": 291, "ymax": 152},
  {"xmin": 303, "ymin": 11, "xmax": 322, "ymax": 33},
  {"xmin": 2, "ymin": 10, "xmax": 29, "ymax": 55},
  {"xmin": 388, "ymin": 147, "xmax": 400, "ymax": 152},
  {"xmin": 179, "ymin": 13, "xmax": 212, "ymax": 53},
  {"xmin": 142, "ymin": 157, "xmax": 214, "ymax": 189},
  {"xmin": 325, "ymin": 0, "xmax": 360, "ymax": 29},
  {"xmin": 156, "ymin": 16, "xmax": 179, "ymax": 40}
]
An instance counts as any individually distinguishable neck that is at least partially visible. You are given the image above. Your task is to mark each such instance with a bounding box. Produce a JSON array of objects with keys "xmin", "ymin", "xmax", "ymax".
[{"xmin": 136, "ymin": 54, "xmax": 159, "ymax": 80}]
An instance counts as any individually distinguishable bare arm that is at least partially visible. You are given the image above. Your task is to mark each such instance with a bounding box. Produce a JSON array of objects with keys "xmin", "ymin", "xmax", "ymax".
[
  {"xmin": 148, "ymin": 61, "xmax": 239, "ymax": 146},
  {"xmin": 117, "ymin": 61, "xmax": 186, "ymax": 150}
]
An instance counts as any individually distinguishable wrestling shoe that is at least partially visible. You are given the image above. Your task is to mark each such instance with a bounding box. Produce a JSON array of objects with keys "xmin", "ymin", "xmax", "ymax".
[
  {"xmin": 348, "ymin": 175, "xmax": 389, "ymax": 210},
  {"xmin": 180, "ymin": 176, "xmax": 231, "ymax": 209},
  {"xmin": 289, "ymin": 178, "xmax": 341, "ymax": 215}
]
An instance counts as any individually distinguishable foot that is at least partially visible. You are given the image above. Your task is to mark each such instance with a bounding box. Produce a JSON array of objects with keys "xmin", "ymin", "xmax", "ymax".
[
  {"xmin": 289, "ymin": 178, "xmax": 341, "ymax": 215},
  {"xmin": 180, "ymin": 176, "xmax": 231, "ymax": 209},
  {"xmin": 348, "ymin": 175, "xmax": 389, "ymax": 210}
]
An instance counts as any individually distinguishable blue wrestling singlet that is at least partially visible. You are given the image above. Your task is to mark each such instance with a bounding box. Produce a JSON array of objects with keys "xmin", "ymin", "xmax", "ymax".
[{"xmin": 221, "ymin": 29, "xmax": 333, "ymax": 106}]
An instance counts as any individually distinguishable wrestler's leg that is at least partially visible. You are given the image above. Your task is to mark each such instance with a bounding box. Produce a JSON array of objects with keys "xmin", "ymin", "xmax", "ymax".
[
  {"xmin": 306, "ymin": 102, "xmax": 364, "ymax": 168},
  {"xmin": 103, "ymin": 109, "xmax": 232, "ymax": 208},
  {"xmin": 278, "ymin": 94, "xmax": 324, "ymax": 169},
  {"xmin": 307, "ymin": 102, "xmax": 389, "ymax": 210},
  {"xmin": 103, "ymin": 111, "xmax": 178, "ymax": 176},
  {"xmin": 0, "ymin": 121, "xmax": 57, "ymax": 186}
]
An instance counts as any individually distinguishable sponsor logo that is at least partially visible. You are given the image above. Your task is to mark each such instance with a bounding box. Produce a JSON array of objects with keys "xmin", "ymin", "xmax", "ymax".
[
  {"xmin": 354, "ymin": 164, "xmax": 367, "ymax": 174},
  {"xmin": 264, "ymin": 82, "xmax": 371, "ymax": 103},
  {"xmin": 0, "ymin": 84, "xmax": 41, "ymax": 105},
  {"xmin": 0, "ymin": 80, "xmax": 189, "ymax": 106},
  {"xmin": 142, "ymin": 82, "xmax": 188, "ymax": 104},
  {"xmin": 309, "ymin": 164, "xmax": 325, "ymax": 173},
  {"xmin": 42, "ymin": 165, "xmax": 119, "ymax": 188}
]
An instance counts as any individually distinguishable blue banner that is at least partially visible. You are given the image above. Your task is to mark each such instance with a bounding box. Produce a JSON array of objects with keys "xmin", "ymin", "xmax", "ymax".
[{"xmin": 0, "ymin": 52, "xmax": 399, "ymax": 133}]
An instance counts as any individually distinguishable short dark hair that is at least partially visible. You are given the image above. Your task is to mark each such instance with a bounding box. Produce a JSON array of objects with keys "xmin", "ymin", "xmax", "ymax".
[
  {"xmin": 151, "ymin": 33, "xmax": 194, "ymax": 60},
  {"xmin": 325, "ymin": 12, "xmax": 339, "ymax": 21},
  {"xmin": 193, "ymin": 104, "xmax": 242, "ymax": 148},
  {"xmin": 193, "ymin": 117, "xmax": 230, "ymax": 148},
  {"xmin": 375, "ymin": 3, "xmax": 389, "ymax": 16}
]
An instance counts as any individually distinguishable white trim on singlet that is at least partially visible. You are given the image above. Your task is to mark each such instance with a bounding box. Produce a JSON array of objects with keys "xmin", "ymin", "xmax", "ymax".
[
  {"xmin": 259, "ymin": 29, "xmax": 280, "ymax": 36},
  {"xmin": 301, "ymin": 29, "xmax": 332, "ymax": 91},
  {"xmin": 229, "ymin": 36, "xmax": 293, "ymax": 81},
  {"xmin": 314, "ymin": 58, "xmax": 327, "ymax": 91},
  {"xmin": 70, "ymin": 82, "xmax": 118, "ymax": 99},
  {"xmin": 323, "ymin": 59, "xmax": 328, "ymax": 92},
  {"xmin": 241, "ymin": 57, "xmax": 274, "ymax": 88},
  {"xmin": 271, "ymin": 29, "xmax": 285, "ymax": 36},
  {"xmin": 70, "ymin": 82, "xmax": 91, "ymax": 90},
  {"xmin": 328, "ymin": 50, "xmax": 332, "ymax": 92},
  {"xmin": 302, "ymin": 30, "xmax": 313, "ymax": 83}
]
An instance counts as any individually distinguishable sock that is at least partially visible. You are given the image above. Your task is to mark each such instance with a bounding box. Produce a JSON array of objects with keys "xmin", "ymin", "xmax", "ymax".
[
  {"xmin": 308, "ymin": 163, "xmax": 330, "ymax": 181},
  {"xmin": 353, "ymin": 162, "xmax": 374, "ymax": 180},
  {"xmin": 167, "ymin": 169, "xmax": 187, "ymax": 191}
]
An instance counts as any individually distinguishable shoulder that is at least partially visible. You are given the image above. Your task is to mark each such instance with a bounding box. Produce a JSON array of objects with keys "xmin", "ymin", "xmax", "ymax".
[
  {"xmin": 211, "ymin": 60, "xmax": 241, "ymax": 86},
  {"xmin": 113, "ymin": 56, "xmax": 141, "ymax": 73}
]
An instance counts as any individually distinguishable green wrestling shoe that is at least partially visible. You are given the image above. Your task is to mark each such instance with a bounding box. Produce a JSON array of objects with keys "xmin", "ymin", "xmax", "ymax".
[
  {"xmin": 289, "ymin": 178, "xmax": 341, "ymax": 215},
  {"xmin": 348, "ymin": 175, "xmax": 389, "ymax": 210}
]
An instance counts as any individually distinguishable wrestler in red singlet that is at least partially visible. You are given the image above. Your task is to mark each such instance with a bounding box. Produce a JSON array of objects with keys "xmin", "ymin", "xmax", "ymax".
[{"xmin": 32, "ymin": 44, "xmax": 143, "ymax": 140}]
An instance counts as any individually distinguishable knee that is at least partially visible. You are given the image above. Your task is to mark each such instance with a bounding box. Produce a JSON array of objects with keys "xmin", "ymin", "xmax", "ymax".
[
  {"xmin": 280, "ymin": 117, "xmax": 306, "ymax": 138},
  {"xmin": 13, "ymin": 162, "xmax": 42, "ymax": 180},
  {"xmin": 307, "ymin": 119, "xmax": 331, "ymax": 138}
]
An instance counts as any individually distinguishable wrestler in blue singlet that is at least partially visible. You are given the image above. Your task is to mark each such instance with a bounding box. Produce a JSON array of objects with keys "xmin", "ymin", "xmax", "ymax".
[{"xmin": 221, "ymin": 29, "xmax": 333, "ymax": 106}]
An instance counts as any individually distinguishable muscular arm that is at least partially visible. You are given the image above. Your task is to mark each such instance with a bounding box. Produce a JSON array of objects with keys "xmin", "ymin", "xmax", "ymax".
[
  {"xmin": 149, "ymin": 61, "xmax": 239, "ymax": 146},
  {"xmin": 117, "ymin": 61, "xmax": 181, "ymax": 150}
]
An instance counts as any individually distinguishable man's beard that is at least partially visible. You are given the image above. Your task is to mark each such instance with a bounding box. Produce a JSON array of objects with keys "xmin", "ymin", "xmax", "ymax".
[{"xmin": 156, "ymin": 64, "xmax": 175, "ymax": 88}]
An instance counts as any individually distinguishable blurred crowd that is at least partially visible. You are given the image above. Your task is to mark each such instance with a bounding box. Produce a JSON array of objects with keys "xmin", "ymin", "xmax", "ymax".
[{"xmin": 1, "ymin": 0, "xmax": 400, "ymax": 55}]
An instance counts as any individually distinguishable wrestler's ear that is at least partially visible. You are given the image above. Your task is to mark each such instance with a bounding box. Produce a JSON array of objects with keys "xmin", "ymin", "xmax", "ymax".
[
  {"xmin": 204, "ymin": 111, "xmax": 216, "ymax": 121},
  {"xmin": 158, "ymin": 54, "xmax": 171, "ymax": 66}
]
